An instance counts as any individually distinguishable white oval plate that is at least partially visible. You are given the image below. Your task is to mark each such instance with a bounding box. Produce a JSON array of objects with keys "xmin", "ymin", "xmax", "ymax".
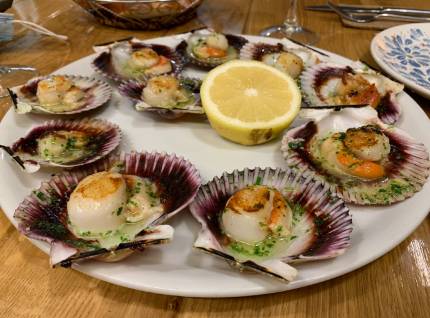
[
  {"xmin": 371, "ymin": 23, "xmax": 430, "ymax": 99},
  {"xmin": 1, "ymin": 34, "xmax": 429, "ymax": 298}
]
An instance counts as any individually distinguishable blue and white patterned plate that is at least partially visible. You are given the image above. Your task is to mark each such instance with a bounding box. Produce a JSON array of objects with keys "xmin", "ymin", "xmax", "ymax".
[{"xmin": 371, "ymin": 23, "xmax": 430, "ymax": 99}]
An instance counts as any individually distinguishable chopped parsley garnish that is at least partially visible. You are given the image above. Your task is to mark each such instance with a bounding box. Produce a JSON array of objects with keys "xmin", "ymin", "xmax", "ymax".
[
  {"xmin": 292, "ymin": 203, "xmax": 305, "ymax": 226},
  {"xmin": 115, "ymin": 163, "xmax": 125, "ymax": 170},
  {"xmin": 65, "ymin": 137, "xmax": 77, "ymax": 150},
  {"xmin": 365, "ymin": 180, "xmax": 414, "ymax": 204},
  {"xmin": 314, "ymin": 217, "xmax": 325, "ymax": 227},
  {"xmin": 33, "ymin": 191, "xmax": 46, "ymax": 201},
  {"xmin": 288, "ymin": 140, "xmax": 304, "ymax": 150},
  {"xmin": 116, "ymin": 206, "xmax": 123, "ymax": 216},
  {"xmin": 390, "ymin": 182, "xmax": 406, "ymax": 195},
  {"xmin": 48, "ymin": 193, "xmax": 62, "ymax": 206},
  {"xmin": 148, "ymin": 191, "xmax": 157, "ymax": 199},
  {"xmin": 337, "ymin": 132, "xmax": 346, "ymax": 141},
  {"xmin": 64, "ymin": 239, "xmax": 99, "ymax": 250},
  {"xmin": 32, "ymin": 220, "xmax": 68, "ymax": 239},
  {"xmin": 314, "ymin": 216, "xmax": 327, "ymax": 235},
  {"xmin": 128, "ymin": 200, "xmax": 138, "ymax": 207},
  {"xmin": 230, "ymin": 241, "xmax": 248, "ymax": 255},
  {"xmin": 229, "ymin": 237, "xmax": 279, "ymax": 258},
  {"xmin": 255, "ymin": 176, "xmax": 262, "ymax": 185}
]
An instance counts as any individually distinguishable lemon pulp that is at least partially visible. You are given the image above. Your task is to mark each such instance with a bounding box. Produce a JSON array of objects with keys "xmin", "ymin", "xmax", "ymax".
[{"xmin": 201, "ymin": 60, "xmax": 301, "ymax": 145}]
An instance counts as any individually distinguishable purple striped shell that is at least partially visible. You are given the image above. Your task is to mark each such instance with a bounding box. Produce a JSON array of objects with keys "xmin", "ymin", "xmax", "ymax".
[
  {"xmin": 189, "ymin": 167, "xmax": 352, "ymax": 282},
  {"xmin": 11, "ymin": 118, "xmax": 121, "ymax": 168},
  {"xmin": 240, "ymin": 42, "xmax": 287, "ymax": 60},
  {"xmin": 14, "ymin": 151, "xmax": 201, "ymax": 266},
  {"xmin": 281, "ymin": 107, "xmax": 430, "ymax": 205},
  {"xmin": 181, "ymin": 29, "xmax": 248, "ymax": 69},
  {"xmin": 300, "ymin": 62, "xmax": 404, "ymax": 124},
  {"xmin": 92, "ymin": 39, "xmax": 185, "ymax": 83},
  {"xmin": 118, "ymin": 76, "xmax": 203, "ymax": 119},
  {"xmin": 239, "ymin": 42, "xmax": 320, "ymax": 72},
  {"xmin": 13, "ymin": 75, "xmax": 112, "ymax": 115}
]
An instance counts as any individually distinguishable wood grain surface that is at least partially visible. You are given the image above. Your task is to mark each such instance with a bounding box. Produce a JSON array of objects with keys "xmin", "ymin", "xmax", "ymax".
[{"xmin": 0, "ymin": 0, "xmax": 429, "ymax": 317}]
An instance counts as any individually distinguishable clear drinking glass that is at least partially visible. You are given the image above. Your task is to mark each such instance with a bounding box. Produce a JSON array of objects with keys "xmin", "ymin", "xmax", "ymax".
[
  {"xmin": 0, "ymin": 68, "xmax": 38, "ymax": 98},
  {"xmin": 260, "ymin": 0, "xmax": 318, "ymax": 44}
]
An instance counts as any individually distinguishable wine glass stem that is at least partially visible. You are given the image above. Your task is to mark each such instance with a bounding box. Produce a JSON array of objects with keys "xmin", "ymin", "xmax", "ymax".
[{"xmin": 283, "ymin": 0, "xmax": 299, "ymax": 29}]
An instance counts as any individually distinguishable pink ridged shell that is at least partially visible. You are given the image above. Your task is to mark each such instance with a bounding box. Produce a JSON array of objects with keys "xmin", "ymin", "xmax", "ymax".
[
  {"xmin": 300, "ymin": 62, "xmax": 403, "ymax": 125},
  {"xmin": 14, "ymin": 151, "xmax": 201, "ymax": 266},
  {"xmin": 118, "ymin": 77, "xmax": 203, "ymax": 119},
  {"xmin": 92, "ymin": 40, "xmax": 185, "ymax": 83},
  {"xmin": 281, "ymin": 107, "xmax": 430, "ymax": 205},
  {"xmin": 14, "ymin": 75, "xmax": 112, "ymax": 115},
  {"xmin": 11, "ymin": 118, "xmax": 121, "ymax": 168},
  {"xmin": 189, "ymin": 167, "xmax": 352, "ymax": 282}
]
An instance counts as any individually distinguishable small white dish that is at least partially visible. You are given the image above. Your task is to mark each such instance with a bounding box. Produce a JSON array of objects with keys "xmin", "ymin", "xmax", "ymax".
[{"xmin": 371, "ymin": 23, "xmax": 430, "ymax": 99}]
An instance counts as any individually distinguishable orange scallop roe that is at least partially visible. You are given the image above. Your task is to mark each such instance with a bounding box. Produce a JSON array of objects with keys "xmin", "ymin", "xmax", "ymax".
[
  {"xmin": 200, "ymin": 46, "xmax": 227, "ymax": 58},
  {"xmin": 156, "ymin": 55, "xmax": 170, "ymax": 66},
  {"xmin": 336, "ymin": 151, "xmax": 384, "ymax": 179},
  {"xmin": 338, "ymin": 74, "xmax": 381, "ymax": 107},
  {"xmin": 226, "ymin": 185, "xmax": 290, "ymax": 234},
  {"xmin": 358, "ymin": 85, "xmax": 380, "ymax": 108},
  {"xmin": 268, "ymin": 190, "xmax": 288, "ymax": 229}
]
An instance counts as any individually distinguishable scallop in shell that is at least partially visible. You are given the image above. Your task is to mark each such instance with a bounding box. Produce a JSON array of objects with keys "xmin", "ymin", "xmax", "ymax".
[
  {"xmin": 281, "ymin": 106, "xmax": 430, "ymax": 205},
  {"xmin": 240, "ymin": 42, "xmax": 320, "ymax": 79},
  {"xmin": 300, "ymin": 62, "xmax": 404, "ymax": 124},
  {"xmin": 92, "ymin": 38, "xmax": 185, "ymax": 82},
  {"xmin": 119, "ymin": 75, "xmax": 203, "ymax": 119},
  {"xmin": 190, "ymin": 167, "xmax": 352, "ymax": 282},
  {"xmin": 13, "ymin": 75, "xmax": 112, "ymax": 115},
  {"xmin": 180, "ymin": 29, "xmax": 248, "ymax": 69},
  {"xmin": 14, "ymin": 151, "xmax": 201, "ymax": 267},
  {"xmin": 10, "ymin": 118, "xmax": 121, "ymax": 169}
]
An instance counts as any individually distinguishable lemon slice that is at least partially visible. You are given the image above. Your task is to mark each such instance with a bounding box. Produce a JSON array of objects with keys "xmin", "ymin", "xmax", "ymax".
[{"xmin": 201, "ymin": 60, "xmax": 301, "ymax": 145}]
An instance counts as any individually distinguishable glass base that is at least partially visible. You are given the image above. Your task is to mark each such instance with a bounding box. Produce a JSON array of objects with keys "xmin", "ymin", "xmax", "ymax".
[{"xmin": 260, "ymin": 25, "xmax": 319, "ymax": 45}]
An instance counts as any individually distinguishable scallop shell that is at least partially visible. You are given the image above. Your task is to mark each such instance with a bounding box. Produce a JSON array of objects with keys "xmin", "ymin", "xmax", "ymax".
[
  {"xmin": 92, "ymin": 39, "xmax": 185, "ymax": 83},
  {"xmin": 300, "ymin": 62, "xmax": 404, "ymax": 124},
  {"xmin": 182, "ymin": 29, "xmax": 248, "ymax": 69},
  {"xmin": 14, "ymin": 151, "xmax": 201, "ymax": 266},
  {"xmin": 11, "ymin": 118, "xmax": 121, "ymax": 168},
  {"xmin": 118, "ymin": 77, "xmax": 203, "ymax": 119},
  {"xmin": 240, "ymin": 41, "xmax": 320, "ymax": 68},
  {"xmin": 13, "ymin": 75, "xmax": 112, "ymax": 115},
  {"xmin": 189, "ymin": 167, "xmax": 352, "ymax": 282},
  {"xmin": 281, "ymin": 106, "xmax": 430, "ymax": 205}
]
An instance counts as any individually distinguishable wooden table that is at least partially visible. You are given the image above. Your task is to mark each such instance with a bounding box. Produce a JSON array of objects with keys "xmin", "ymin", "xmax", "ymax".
[{"xmin": 0, "ymin": 0, "xmax": 429, "ymax": 317}]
